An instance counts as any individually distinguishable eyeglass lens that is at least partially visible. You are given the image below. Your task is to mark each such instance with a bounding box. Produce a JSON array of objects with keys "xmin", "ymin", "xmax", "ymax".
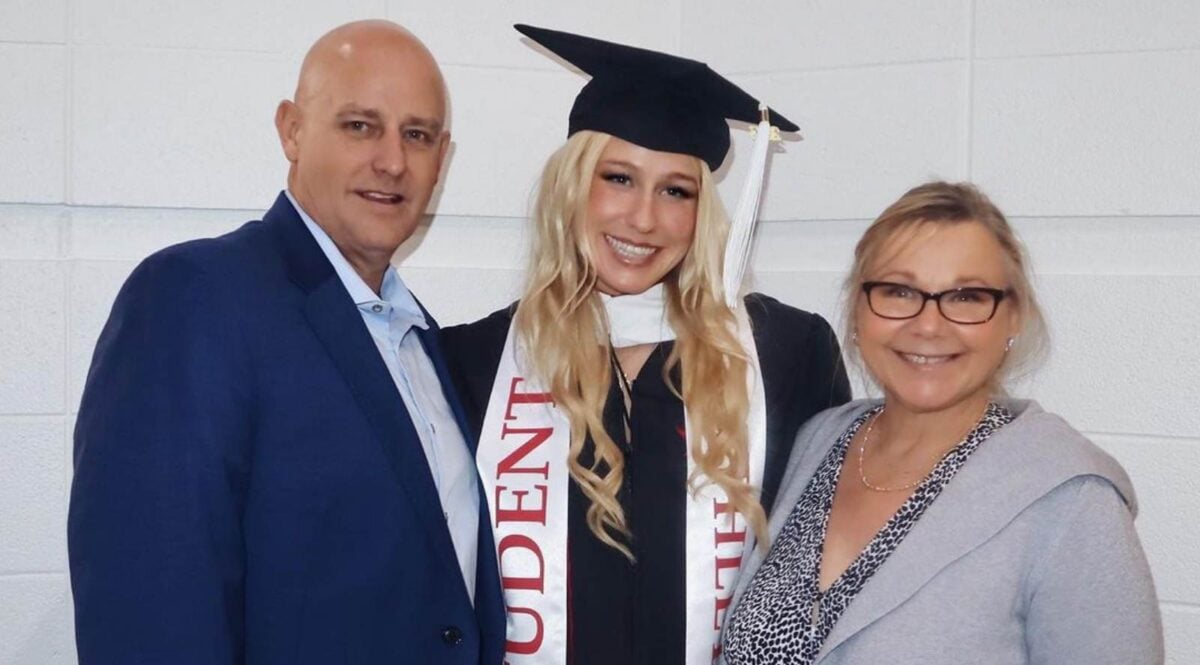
[{"xmin": 868, "ymin": 283, "xmax": 999, "ymax": 324}]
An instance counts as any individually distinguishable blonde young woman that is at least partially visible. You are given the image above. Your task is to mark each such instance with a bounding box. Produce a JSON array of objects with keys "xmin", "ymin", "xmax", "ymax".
[
  {"xmin": 442, "ymin": 26, "xmax": 849, "ymax": 665},
  {"xmin": 720, "ymin": 182, "xmax": 1162, "ymax": 664}
]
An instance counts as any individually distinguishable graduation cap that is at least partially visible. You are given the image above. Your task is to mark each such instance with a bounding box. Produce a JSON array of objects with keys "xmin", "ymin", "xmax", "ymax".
[
  {"xmin": 516, "ymin": 23, "xmax": 800, "ymax": 307},
  {"xmin": 515, "ymin": 23, "xmax": 796, "ymax": 172}
]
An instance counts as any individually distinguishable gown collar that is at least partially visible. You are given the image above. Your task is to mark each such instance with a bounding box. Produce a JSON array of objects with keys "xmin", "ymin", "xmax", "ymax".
[{"xmin": 600, "ymin": 283, "xmax": 676, "ymax": 347}]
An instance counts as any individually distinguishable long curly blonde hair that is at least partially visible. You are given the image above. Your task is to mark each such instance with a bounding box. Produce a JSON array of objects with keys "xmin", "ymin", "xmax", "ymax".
[{"xmin": 513, "ymin": 130, "xmax": 764, "ymax": 559}]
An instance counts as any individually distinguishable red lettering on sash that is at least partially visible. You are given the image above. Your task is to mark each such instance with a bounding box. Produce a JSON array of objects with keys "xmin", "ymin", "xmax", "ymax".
[
  {"xmin": 504, "ymin": 377, "xmax": 553, "ymax": 420},
  {"xmin": 494, "ymin": 485, "xmax": 549, "ymax": 525},
  {"xmin": 498, "ymin": 423, "xmax": 552, "ymax": 478},
  {"xmin": 498, "ymin": 534, "xmax": 546, "ymax": 592},
  {"xmin": 493, "ymin": 375, "xmax": 557, "ymax": 658},
  {"xmin": 713, "ymin": 593, "xmax": 735, "ymax": 631},
  {"xmin": 712, "ymin": 499, "xmax": 748, "ymax": 545},
  {"xmin": 714, "ymin": 555, "xmax": 742, "ymax": 591},
  {"xmin": 712, "ymin": 498, "xmax": 748, "ymax": 632},
  {"xmin": 505, "ymin": 606, "xmax": 545, "ymax": 654},
  {"xmin": 494, "ymin": 375, "xmax": 553, "ymax": 524}
]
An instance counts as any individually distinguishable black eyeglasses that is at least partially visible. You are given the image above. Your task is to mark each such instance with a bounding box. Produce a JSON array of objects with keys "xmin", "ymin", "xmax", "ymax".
[{"xmin": 861, "ymin": 281, "xmax": 1010, "ymax": 325}]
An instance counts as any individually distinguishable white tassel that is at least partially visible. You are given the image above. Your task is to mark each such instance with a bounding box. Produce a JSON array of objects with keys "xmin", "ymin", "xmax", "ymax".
[{"xmin": 722, "ymin": 105, "xmax": 774, "ymax": 308}]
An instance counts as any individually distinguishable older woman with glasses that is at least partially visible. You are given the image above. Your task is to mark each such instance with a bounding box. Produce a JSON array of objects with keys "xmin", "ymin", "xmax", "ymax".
[{"xmin": 718, "ymin": 181, "xmax": 1163, "ymax": 665}]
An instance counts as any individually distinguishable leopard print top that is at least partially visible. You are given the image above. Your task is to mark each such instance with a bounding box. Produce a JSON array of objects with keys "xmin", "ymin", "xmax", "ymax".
[{"xmin": 722, "ymin": 402, "xmax": 1014, "ymax": 664}]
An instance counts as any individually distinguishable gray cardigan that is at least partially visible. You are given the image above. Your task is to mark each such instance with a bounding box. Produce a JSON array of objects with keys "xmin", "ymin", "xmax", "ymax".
[{"xmin": 720, "ymin": 399, "xmax": 1163, "ymax": 665}]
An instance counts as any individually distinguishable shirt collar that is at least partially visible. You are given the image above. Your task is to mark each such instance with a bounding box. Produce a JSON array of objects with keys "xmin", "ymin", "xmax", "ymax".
[{"xmin": 286, "ymin": 191, "xmax": 429, "ymax": 331}]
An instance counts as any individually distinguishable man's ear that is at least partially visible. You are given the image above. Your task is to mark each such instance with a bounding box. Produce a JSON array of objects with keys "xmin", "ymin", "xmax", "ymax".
[
  {"xmin": 275, "ymin": 100, "xmax": 301, "ymax": 163},
  {"xmin": 433, "ymin": 129, "xmax": 451, "ymax": 184}
]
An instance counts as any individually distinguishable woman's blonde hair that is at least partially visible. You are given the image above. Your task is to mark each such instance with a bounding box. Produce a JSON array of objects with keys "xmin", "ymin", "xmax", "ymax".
[
  {"xmin": 842, "ymin": 181, "xmax": 1048, "ymax": 391},
  {"xmin": 514, "ymin": 130, "xmax": 764, "ymax": 558}
]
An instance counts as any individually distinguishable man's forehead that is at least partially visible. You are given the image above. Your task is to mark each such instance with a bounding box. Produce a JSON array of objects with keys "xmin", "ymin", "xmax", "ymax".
[
  {"xmin": 298, "ymin": 61, "xmax": 447, "ymax": 120},
  {"xmin": 334, "ymin": 103, "xmax": 445, "ymax": 129}
]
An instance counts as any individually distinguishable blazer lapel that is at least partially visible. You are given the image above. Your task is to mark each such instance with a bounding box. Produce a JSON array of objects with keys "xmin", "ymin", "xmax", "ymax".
[
  {"xmin": 816, "ymin": 403, "xmax": 1133, "ymax": 660},
  {"xmin": 412, "ymin": 314, "xmax": 506, "ymax": 635},
  {"xmin": 265, "ymin": 193, "xmax": 460, "ymax": 569}
]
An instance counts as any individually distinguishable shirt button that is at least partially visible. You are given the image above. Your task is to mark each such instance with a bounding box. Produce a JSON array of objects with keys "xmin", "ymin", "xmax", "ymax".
[
  {"xmin": 441, "ymin": 626, "xmax": 463, "ymax": 646},
  {"xmin": 371, "ymin": 304, "xmax": 383, "ymax": 313}
]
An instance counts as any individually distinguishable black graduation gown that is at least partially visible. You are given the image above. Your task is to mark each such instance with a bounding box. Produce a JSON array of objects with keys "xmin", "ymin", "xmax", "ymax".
[{"xmin": 442, "ymin": 293, "xmax": 851, "ymax": 665}]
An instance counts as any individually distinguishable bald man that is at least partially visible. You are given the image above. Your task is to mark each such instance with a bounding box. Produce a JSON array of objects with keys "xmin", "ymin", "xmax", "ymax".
[{"xmin": 69, "ymin": 21, "xmax": 505, "ymax": 665}]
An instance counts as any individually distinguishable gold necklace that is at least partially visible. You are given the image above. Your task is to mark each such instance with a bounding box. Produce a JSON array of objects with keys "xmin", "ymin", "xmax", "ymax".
[
  {"xmin": 857, "ymin": 405, "xmax": 989, "ymax": 492},
  {"xmin": 856, "ymin": 408, "xmax": 931, "ymax": 493}
]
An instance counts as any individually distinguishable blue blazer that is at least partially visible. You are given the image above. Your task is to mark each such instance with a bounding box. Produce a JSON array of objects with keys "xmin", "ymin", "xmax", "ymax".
[{"xmin": 69, "ymin": 193, "xmax": 505, "ymax": 665}]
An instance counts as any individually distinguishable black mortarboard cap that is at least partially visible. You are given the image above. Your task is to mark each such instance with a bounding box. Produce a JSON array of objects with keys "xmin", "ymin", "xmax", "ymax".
[{"xmin": 515, "ymin": 23, "xmax": 798, "ymax": 172}]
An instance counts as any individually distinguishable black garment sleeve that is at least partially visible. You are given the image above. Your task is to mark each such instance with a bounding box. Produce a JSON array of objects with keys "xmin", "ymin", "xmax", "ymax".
[{"xmin": 745, "ymin": 293, "xmax": 851, "ymax": 513}]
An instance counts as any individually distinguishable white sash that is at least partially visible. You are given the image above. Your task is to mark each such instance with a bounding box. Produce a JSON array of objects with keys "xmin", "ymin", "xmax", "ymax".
[{"xmin": 475, "ymin": 299, "xmax": 766, "ymax": 664}]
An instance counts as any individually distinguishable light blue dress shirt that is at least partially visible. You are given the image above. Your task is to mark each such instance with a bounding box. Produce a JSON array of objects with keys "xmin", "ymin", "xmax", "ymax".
[{"xmin": 287, "ymin": 192, "xmax": 479, "ymax": 603}]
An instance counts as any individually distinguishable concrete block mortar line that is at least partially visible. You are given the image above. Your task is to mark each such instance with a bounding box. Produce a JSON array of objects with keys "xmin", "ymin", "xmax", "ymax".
[
  {"xmin": 1162, "ymin": 601, "xmax": 1200, "ymax": 614},
  {"xmin": 973, "ymin": 45, "xmax": 1200, "ymax": 63},
  {"xmin": 715, "ymin": 55, "xmax": 971, "ymax": 79},
  {"xmin": 964, "ymin": 0, "xmax": 976, "ymax": 179},
  {"xmin": 439, "ymin": 61, "xmax": 580, "ymax": 76},
  {"xmin": 0, "ymin": 571, "xmax": 67, "ymax": 580},
  {"xmin": 1009, "ymin": 214, "xmax": 1200, "ymax": 223},
  {"xmin": 0, "ymin": 413, "xmax": 70, "ymax": 420},
  {"xmin": 63, "ymin": 205, "xmax": 74, "ymax": 258},
  {"xmin": 25, "ymin": 256, "xmax": 133, "ymax": 267},
  {"xmin": 62, "ymin": 257, "xmax": 71, "ymax": 418},
  {"xmin": 0, "ymin": 256, "xmax": 72, "ymax": 266},
  {"xmin": 0, "ymin": 202, "xmax": 67, "ymax": 214},
  {"xmin": 758, "ymin": 216, "xmax": 873, "ymax": 225},
  {"xmin": 1085, "ymin": 432, "xmax": 1200, "ymax": 447},
  {"xmin": 59, "ymin": 204, "xmax": 269, "ymax": 253},
  {"xmin": 676, "ymin": 0, "xmax": 687, "ymax": 57},
  {"xmin": 62, "ymin": 347, "xmax": 74, "ymax": 527},
  {"xmin": 749, "ymin": 268, "xmax": 846, "ymax": 275},
  {"xmin": 56, "ymin": 205, "xmax": 68, "ymax": 258},
  {"xmin": 1025, "ymin": 268, "xmax": 1200, "ymax": 278},
  {"xmin": 0, "ymin": 37, "xmax": 66, "ymax": 47},
  {"xmin": 70, "ymin": 41, "xmax": 279, "ymax": 57},
  {"xmin": 64, "ymin": 0, "xmax": 73, "ymax": 207}
]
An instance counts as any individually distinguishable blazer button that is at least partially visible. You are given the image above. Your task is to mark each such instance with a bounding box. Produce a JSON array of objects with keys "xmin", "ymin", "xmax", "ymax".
[{"xmin": 441, "ymin": 626, "xmax": 463, "ymax": 646}]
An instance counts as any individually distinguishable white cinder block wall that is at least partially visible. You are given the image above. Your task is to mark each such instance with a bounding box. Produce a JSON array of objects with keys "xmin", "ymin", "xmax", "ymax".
[{"xmin": 1, "ymin": 1, "xmax": 1197, "ymax": 662}]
